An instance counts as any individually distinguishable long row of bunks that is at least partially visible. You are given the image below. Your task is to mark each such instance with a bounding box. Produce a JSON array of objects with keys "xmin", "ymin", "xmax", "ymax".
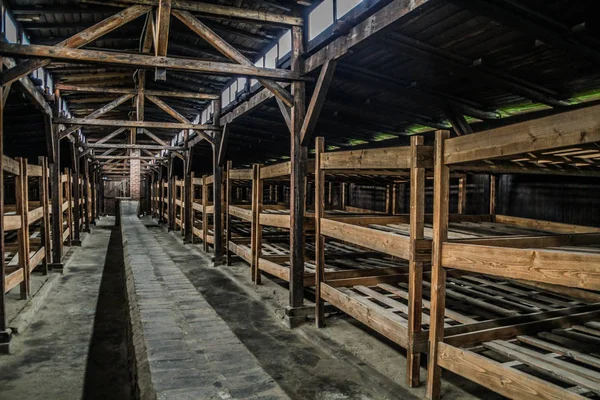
[
  {"xmin": 2, "ymin": 153, "xmax": 98, "ymax": 332},
  {"xmin": 150, "ymin": 103, "xmax": 600, "ymax": 400}
]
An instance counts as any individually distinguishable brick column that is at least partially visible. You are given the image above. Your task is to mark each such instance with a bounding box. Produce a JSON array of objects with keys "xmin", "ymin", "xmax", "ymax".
[{"xmin": 130, "ymin": 149, "xmax": 141, "ymax": 199}]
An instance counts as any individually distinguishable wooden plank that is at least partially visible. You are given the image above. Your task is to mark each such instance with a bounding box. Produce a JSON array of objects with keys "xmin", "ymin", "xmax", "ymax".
[
  {"xmin": 5, "ymin": 269, "xmax": 25, "ymax": 293},
  {"xmin": 321, "ymin": 218, "xmax": 414, "ymax": 260},
  {"xmin": 518, "ymin": 335, "xmax": 600, "ymax": 370},
  {"xmin": 444, "ymin": 104, "xmax": 600, "ymax": 165},
  {"xmin": 437, "ymin": 343, "xmax": 585, "ymax": 400},
  {"xmin": 260, "ymin": 161, "xmax": 291, "ymax": 180},
  {"xmin": 29, "ymin": 248, "xmax": 46, "ymax": 271},
  {"xmin": 2, "ymin": 155, "xmax": 20, "ymax": 175},
  {"xmin": 441, "ymin": 242, "xmax": 600, "ymax": 290},
  {"xmin": 228, "ymin": 168, "xmax": 252, "ymax": 180},
  {"xmin": 0, "ymin": 42, "xmax": 302, "ymax": 81},
  {"xmin": 229, "ymin": 205, "xmax": 252, "ymax": 221},
  {"xmin": 495, "ymin": 215, "xmax": 600, "ymax": 234},
  {"xmin": 484, "ymin": 340, "xmax": 600, "ymax": 393},
  {"xmin": 28, "ymin": 207, "xmax": 45, "ymax": 224},
  {"xmin": 321, "ymin": 283, "xmax": 409, "ymax": 347},
  {"xmin": 321, "ymin": 146, "xmax": 433, "ymax": 170},
  {"xmin": 154, "ymin": 0, "xmax": 172, "ymax": 80}
]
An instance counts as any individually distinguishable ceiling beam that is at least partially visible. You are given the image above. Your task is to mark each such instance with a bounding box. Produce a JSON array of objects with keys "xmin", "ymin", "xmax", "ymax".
[
  {"xmin": 55, "ymin": 83, "xmax": 219, "ymax": 99},
  {"xmin": 154, "ymin": 0, "xmax": 172, "ymax": 80},
  {"xmin": 89, "ymin": 143, "xmax": 185, "ymax": 150},
  {"xmin": 0, "ymin": 42, "xmax": 304, "ymax": 81},
  {"xmin": 54, "ymin": 117, "xmax": 216, "ymax": 130},
  {"xmin": 111, "ymin": 0, "xmax": 303, "ymax": 26}
]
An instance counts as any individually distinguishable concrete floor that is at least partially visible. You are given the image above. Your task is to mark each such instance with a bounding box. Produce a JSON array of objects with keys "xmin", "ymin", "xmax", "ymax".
[
  {"xmin": 0, "ymin": 217, "xmax": 131, "ymax": 400},
  {"xmin": 0, "ymin": 215, "xmax": 500, "ymax": 400}
]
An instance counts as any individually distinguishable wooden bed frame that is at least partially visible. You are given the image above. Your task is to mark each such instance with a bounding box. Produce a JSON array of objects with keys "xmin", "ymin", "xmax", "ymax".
[
  {"xmin": 191, "ymin": 173, "xmax": 215, "ymax": 250},
  {"xmin": 3, "ymin": 155, "xmax": 51, "ymax": 300},
  {"xmin": 426, "ymin": 104, "xmax": 600, "ymax": 400}
]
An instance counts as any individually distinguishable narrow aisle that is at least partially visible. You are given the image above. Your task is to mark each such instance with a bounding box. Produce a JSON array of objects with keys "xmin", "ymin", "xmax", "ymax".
[
  {"xmin": 0, "ymin": 218, "xmax": 132, "ymax": 400},
  {"xmin": 149, "ymin": 223, "xmax": 419, "ymax": 400}
]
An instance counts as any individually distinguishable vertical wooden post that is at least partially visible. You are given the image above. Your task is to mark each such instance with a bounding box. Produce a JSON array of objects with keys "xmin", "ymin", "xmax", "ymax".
[
  {"xmin": 385, "ymin": 184, "xmax": 392, "ymax": 214},
  {"xmin": 83, "ymin": 158, "xmax": 90, "ymax": 232},
  {"xmin": 226, "ymin": 161, "xmax": 232, "ymax": 266},
  {"xmin": 458, "ymin": 175, "xmax": 467, "ymax": 215},
  {"xmin": 39, "ymin": 156, "xmax": 50, "ymax": 275},
  {"xmin": 65, "ymin": 168, "xmax": 74, "ymax": 246},
  {"xmin": 202, "ymin": 175, "xmax": 209, "ymax": 252},
  {"xmin": 16, "ymin": 158, "xmax": 30, "ymax": 299},
  {"xmin": 253, "ymin": 165, "xmax": 263, "ymax": 285},
  {"xmin": 341, "ymin": 182, "xmax": 346, "ymax": 210},
  {"xmin": 489, "ymin": 175, "xmax": 497, "ymax": 222},
  {"xmin": 70, "ymin": 143, "xmax": 81, "ymax": 245},
  {"xmin": 213, "ymin": 99, "xmax": 223, "ymax": 264},
  {"xmin": 426, "ymin": 130, "xmax": 450, "ymax": 400},
  {"xmin": 0, "ymin": 66, "xmax": 10, "ymax": 352},
  {"xmin": 158, "ymin": 166, "xmax": 164, "ymax": 222},
  {"xmin": 184, "ymin": 168, "xmax": 192, "ymax": 242},
  {"xmin": 315, "ymin": 137, "xmax": 326, "ymax": 327},
  {"xmin": 188, "ymin": 172, "xmax": 195, "ymax": 244},
  {"xmin": 50, "ymin": 101, "xmax": 62, "ymax": 268},
  {"xmin": 167, "ymin": 157, "xmax": 174, "ymax": 231},
  {"xmin": 407, "ymin": 136, "xmax": 426, "ymax": 387},
  {"xmin": 288, "ymin": 15, "xmax": 307, "ymax": 315},
  {"xmin": 250, "ymin": 165, "xmax": 259, "ymax": 282},
  {"xmin": 392, "ymin": 184, "xmax": 398, "ymax": 215}
]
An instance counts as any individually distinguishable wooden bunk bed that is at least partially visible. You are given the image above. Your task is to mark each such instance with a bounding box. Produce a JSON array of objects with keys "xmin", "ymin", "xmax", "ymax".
[
  {"xmin": 191, "ymin": 173, "xmax": 215, "ymax": 251},
  {"xmin": 426, "ymin": 104, "xmax": 600, "ymax": 400},
  {"xmin": 312, "ymin": 135, "xmax": 598, "ymax": 389},
  {"xmin": 3, "ymin": 156, "xmax": 51, "ymax": 300}
]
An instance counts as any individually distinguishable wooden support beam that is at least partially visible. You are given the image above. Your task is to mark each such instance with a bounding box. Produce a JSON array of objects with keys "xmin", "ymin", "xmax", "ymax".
[
  {"xmin": 314, "ymin": 137, "xmax": 325, "ymax": 327},
  {"xmin": 59, "ymin": 94, "xmax": 133, "ymax": 140},
  {"xmin": 407, "ymin": 135, "xmax": 426, "ymax": 387},
  {"xmin": 217, "ymin": 123, "xmax": 229, "ymax": 167},
  {"xmin": 94, "ymin": 127, "xmax": 128, "ymax": 145},
  {"xmin": 0, "ymin": 69, "xmax": 8, "ymax": 347},
  {"xmin": 154, "ymin": 0, "xmax": 172, "ymax": 81},
  {"xmin": 426, "ymin": 130, "xmax": 451, "ymax": 400},
  {"xmin": 108, "ymin": 0, "xmax": 303, "ymax": 26},
  {"xmin": 55, "ymin": 84, "xmax": 219, "ymax": 99},
  {"xmin": 300, "ymin": 59, "xmax": 337, "ymax": 146},
  {"xmin": 172, "ymin": 10, "xmax": 293, "ymax": 108},
  {"xmin": 145, "ymin": 94, "xmax": 215, "ymax": 144},
  {"xmin": 288, "ymin": 20, "xmax": 307, "ymax": 313},
  {"xmin": 212, "ymin": 99, "xmax": 224, "ymax": 264},
  {"xmin": 89, "ymin": 143, "xmax": 184, "ymax": 151},
  {"xmin": 0, "ymin": 42, "xmax": 304, "ymax": 81},
  {"xmin": 2, "ymin": 58, "xmax": 53, "ymax": 116},
  {"xmin": 0, "ymin": 5, "xmax": 152, "ymax": 86},
  {"xmin": 54, "ymin": 117, "xmax": 216, "ymax": 130}
]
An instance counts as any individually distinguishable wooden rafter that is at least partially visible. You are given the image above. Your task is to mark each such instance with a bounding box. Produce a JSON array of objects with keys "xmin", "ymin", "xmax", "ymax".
[
  {"xmin": 59, "ymin": 94, "xmax": 134, "ymax": 140},
  {"xmin": 56, "ymin": 84, "xmax": 219, "ymax": 99},
  {"xmin": 300, "ymin": 59, "xmax": 337, "ymax": 146},
  {"xmin": 0, "ymin": 42, "xmax": 303, "ymax": 81},
  {"xmin": 0, "ymin": 5, "xmax": 152, "ymax": 86},
  {"xmin": 54, "ymin": 117, "xmax": 216, "ymax": 130},
  {"xmin": 173, "ymin": 10, "xmax": 293, "ymax": 108}
]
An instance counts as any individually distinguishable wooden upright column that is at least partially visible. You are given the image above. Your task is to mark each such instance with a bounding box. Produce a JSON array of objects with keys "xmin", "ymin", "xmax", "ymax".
[
  {"xmin": 39, "ymin": 156, "xmax": 51, "ymax": 275},
  {"xmin": 426, "ymin": 130, "xmax": 450, "ymax": 400},
  {"xmin": 314, "ymin": 137, "xmax": 325, "ymax": 327},
  {"xmin": 16, "ymin": 158, "xmax": 30, "ymax": 299},
  {"xmin": 213, "ymin": 99, "xmax": 224, "ymax": 264},
  {"xmin": 183, "ymin": 168, "xmax": 193, "ymax": 243},
  {"xmin": 407, "ymin": 136, "xmax": 426, "ymax": 387},
  {"xmin": 167, "ymin": 156, "xmax": 175, "ymax": 231},
  {"xmin": 489, "ymin": 175, "xmax": 497, "ymax": 221},
  {"xmin": 49, "ymin": 100, "xmax": 63, "ymax": 269},
  {"xmin": 0, "ymin": 71, "xmax": 10, "ymax": 353},
  {"xmin": 71, "ymin": 143, "xmax": 81, "ymax": 245},
  {"xmin": 288, "ymin": 15, "xmax": 307, "ymax": 319},
  {"xmin": 225, "ymin": 161, "xmax": 232, "ymax": 266},
  {"xmin": 83, "ymin": 158, "xmax": 91, "ymax": 231}
]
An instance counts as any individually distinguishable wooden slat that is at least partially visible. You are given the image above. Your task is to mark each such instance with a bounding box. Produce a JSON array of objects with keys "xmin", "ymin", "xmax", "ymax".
[
  {"xmin": 28, "ymin": 207, "xmax": 44, "ymax": 224},
  {"xmin": 444, "ymin": 104, "xmax": 600, "ymax": 165},
  {"xmin": 29, "ymin": 248, "xmax": 45, "ymax": 271},
  {"xmin": 496, "ymin": 215, "xmax": 600, "ymax": 234},
  {"xmin": 437, "ymin": 343, "xmax": 585, "ymax": 400},
  {"xmin": 3, "ymin": 215, "xmax": 22, "ymax": 231},
  {"xmin": 321, "ymin": 146, "xmax": 432, "ymax": 170},
  {"xmin": 441, "ymin": 242, "xmax": 600, "ymax": 290},
  {"xmin": 260, "ymin": 161, "xmax": 291, "ymax": 179}
]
